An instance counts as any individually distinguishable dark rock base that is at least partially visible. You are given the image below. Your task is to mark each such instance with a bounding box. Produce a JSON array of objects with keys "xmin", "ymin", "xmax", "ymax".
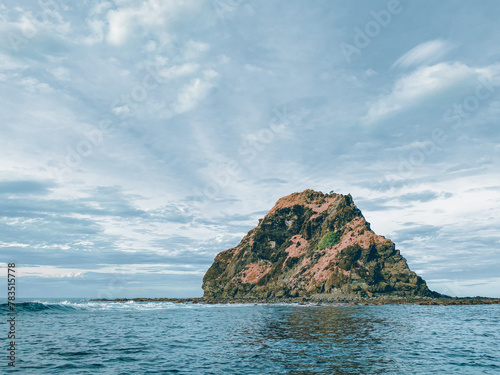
[{"xmin": 90, "ymin": 296, "xmax": 500, "ymax": 306}]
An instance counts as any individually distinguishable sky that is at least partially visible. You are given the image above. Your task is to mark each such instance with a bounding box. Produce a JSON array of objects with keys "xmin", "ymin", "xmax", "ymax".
[{"xmin": 0, "ymin": 0, "xmax": 499, "ymax": 298}]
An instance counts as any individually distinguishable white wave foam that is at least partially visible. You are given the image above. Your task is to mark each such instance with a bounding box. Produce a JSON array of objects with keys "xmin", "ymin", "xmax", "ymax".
[{"xmin": 22, "ymin": 300, "xmax": 329, "ymax": 311}]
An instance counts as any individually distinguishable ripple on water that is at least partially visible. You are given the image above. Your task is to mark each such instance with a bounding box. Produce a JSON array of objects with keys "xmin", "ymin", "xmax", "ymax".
[{"xmin": 5, "ymin": 300, "xmax": 500, "ymax": 374}]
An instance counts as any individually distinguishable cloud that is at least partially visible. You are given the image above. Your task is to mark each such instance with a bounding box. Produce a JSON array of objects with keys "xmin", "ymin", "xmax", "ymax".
[
  {"xmin": 0, "ymin": 264, "xmax": 84, "ymax": 278},
  {"xmin": 426, "ymin": 277, "xmax": 500, "ymax": 298},
  {"xmin": 397, "ymin": 191, "xmax": 447, "ymax": 203},
  {"xmin": 255, "ymin": 178, "xmax": 288, "ymax": 185},
  {"xmin": 0, "ymin": 53, "xmax": 26, "ymax": 70},
  {"xmin": 49, "ymin": 66, "xmax": 70, "ymax": 81},
  {"xmin": 159, "ymin": 63, "xmax": 199, "ymax": 80},
  {"xmin": 0, "ymin": 4, "xmax": 71, "ymax": 53},
  {"xmin": 172, "ymin": 69, "xmax": 218, "ymax": 114},
  {"xmin": 18, "ymin": 76, "xmax": 53, "ymax": 94},
  {"xmin": 0, "ymin": 263, "xmax": 204, "ymax": 278},
  {"xmin": 364, "ymin": 62, "xmax": 500, "ymax": 123},
  {"xmin": 0, "ymin": 187, "xmax": 146, "ymax": 219},
  {"xmin": 87, "ymin": 263, "xmax": 205, "ymax": 276},
  {"xmin": 0, "ymin": 180, "xmax": 54, "ymax": 195},
  {"xmin": 392, "ymin": 224, "xmax": 441, "ymax": 242},
  {"xmin": 392, "ymin": 39, "xmax": 454, "ymax": 69},
  {"xmin": 0, "ymin": 184, "xmax": 148, "ymax": 258},
  {"xmin": 105, "ymin": 0, "xmax": 202, "ymax": 45}
]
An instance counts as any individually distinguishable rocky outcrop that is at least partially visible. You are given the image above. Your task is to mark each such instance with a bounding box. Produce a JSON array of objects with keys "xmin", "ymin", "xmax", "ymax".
[{"xmin": 203, "ymin": 190, "xmax": 438, "ymax": 300}]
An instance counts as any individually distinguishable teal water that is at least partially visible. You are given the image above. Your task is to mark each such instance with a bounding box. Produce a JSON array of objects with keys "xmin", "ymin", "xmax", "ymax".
[{"xmin": 1, "ymin": 299, "xmax": 499, "ymax": 374}]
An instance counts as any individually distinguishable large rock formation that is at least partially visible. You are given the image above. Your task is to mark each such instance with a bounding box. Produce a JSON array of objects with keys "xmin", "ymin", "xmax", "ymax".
[{"xmin": 202, "ymin": 190, "xmax": 437, "ymax": 300}]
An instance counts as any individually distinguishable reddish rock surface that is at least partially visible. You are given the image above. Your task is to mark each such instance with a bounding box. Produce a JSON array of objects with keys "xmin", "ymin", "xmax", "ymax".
[{"xmin": 202, "ymin": 190, "xmax": 436, "ymax": 300}]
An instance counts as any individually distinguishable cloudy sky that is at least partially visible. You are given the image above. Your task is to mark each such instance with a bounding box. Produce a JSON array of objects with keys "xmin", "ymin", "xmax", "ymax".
[{"xmin": 1, "ymin": 0, "xmax": 499, "ymax": 298}]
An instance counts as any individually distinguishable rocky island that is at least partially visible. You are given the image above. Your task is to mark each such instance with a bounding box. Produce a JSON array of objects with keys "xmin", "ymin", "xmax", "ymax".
[{"xmin": 202, "ymin": 189, "xmax": 440, "ymax": 302}]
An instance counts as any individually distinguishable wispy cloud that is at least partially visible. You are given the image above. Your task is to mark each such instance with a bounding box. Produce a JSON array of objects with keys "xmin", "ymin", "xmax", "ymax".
[
  {"xmin": 172, "ymin": 69, "xmax": 218, "ymax": 114},
  {"xmin": 364, "ymin": 62, "xmax": 499, "ymax": 123},
  {"xmin": 392, "ymin": 39, "xmax": 454, "ymax": 69},
  {"xmin": 0, "ymin": 264, "xmax": 84, "ymax": 278}
]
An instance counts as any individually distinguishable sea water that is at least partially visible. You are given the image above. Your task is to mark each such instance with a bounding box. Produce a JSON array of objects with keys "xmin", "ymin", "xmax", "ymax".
[{"xmin": 1, "ymin": 298, "xmax": 499, "ymax": 374}]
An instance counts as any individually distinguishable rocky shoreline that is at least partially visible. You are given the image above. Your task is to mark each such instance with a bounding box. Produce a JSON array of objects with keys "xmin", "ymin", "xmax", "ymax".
[{"xmin": 89, "ymin": 296, "xmax": 500, "ymax": 306}]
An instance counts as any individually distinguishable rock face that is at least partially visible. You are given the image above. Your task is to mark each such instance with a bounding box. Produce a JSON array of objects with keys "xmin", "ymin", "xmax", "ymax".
[{"xmin": 202, "ymin": 190, "xmax": 436, "ymax": 300}]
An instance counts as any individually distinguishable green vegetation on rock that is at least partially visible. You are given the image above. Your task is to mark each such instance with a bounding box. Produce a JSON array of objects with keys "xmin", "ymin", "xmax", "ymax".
[{"xmin": 318, "ymin": 231, "xmax": 341, "ymax": 250}]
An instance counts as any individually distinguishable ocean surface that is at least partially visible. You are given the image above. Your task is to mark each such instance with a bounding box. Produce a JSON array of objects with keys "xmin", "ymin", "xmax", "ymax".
[{"xmin": 1, "ymin": 298, "xmax": 499, "ymax": 374}]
